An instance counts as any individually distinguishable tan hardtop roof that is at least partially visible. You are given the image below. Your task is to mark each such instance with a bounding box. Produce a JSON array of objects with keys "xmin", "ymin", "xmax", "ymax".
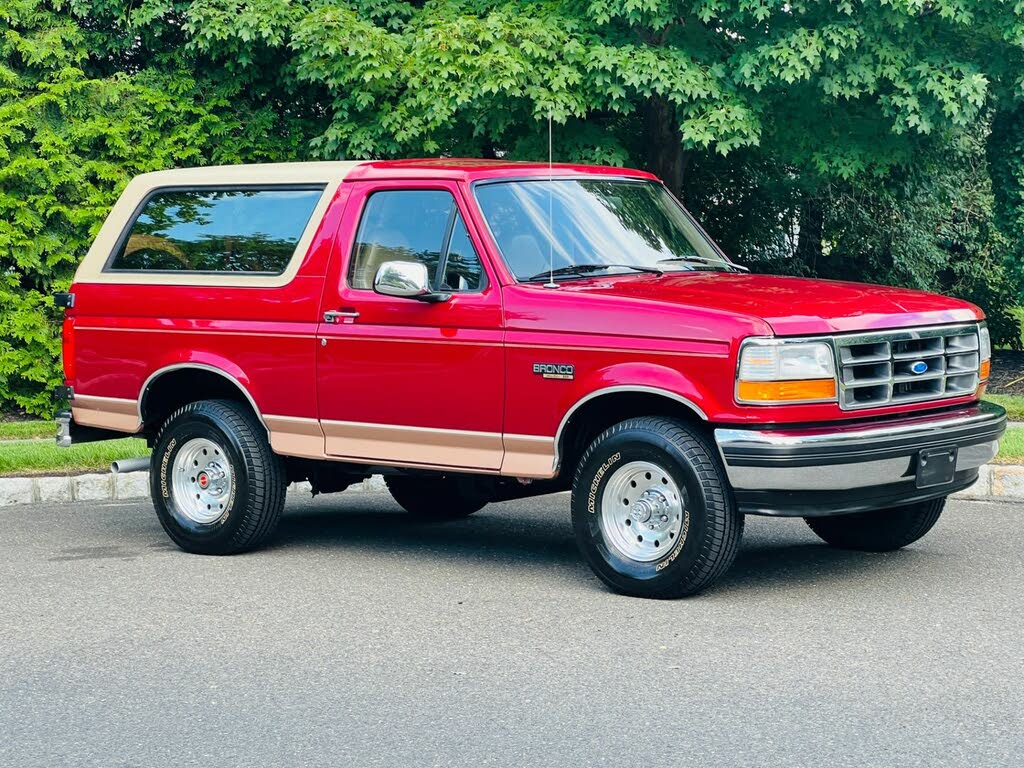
[
  {"xmin": 73, "ymin": 162, "xmax": 367, "ymax": 287},
  {"xmin": 128, "ymin": 161, "xmax": 367, "ymax": 187}
]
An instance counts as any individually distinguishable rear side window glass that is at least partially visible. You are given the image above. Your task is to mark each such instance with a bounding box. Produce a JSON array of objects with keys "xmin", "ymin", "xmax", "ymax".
[{"xmin": 108, "ymin": 187, "xmax": 323, "ymax": 273}]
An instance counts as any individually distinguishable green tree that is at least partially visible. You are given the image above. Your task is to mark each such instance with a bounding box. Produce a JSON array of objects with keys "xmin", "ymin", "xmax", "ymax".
[{"xmin": 4, "ymin": 0, "xmax": 1024, "ymax": 416}]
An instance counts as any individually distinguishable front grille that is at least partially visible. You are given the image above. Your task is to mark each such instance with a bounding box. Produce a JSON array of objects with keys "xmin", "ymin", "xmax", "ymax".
[{"xmin": 834, "ymin": 324, "xmax": 980, "ymax": 410}]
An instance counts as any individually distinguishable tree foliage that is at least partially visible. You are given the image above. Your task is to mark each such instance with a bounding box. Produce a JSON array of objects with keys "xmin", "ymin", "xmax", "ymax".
[{"xmin": 2, "ymin": 0, "xmax": 1023, "ymax": 415}]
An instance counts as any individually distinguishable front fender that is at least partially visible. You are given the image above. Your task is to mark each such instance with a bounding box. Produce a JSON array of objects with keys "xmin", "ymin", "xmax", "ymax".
[{"xmin": 581, "ymin": 362, "xmax": 711, "ymax": 416}]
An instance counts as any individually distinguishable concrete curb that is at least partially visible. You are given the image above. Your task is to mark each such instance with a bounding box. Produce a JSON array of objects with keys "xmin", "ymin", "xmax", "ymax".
[
  {"xmin": 1, "ymin": 468, "xmax": 1022, "ymax": 507},
  {"xmin": 0, "ymin": 472, "xmax": 389, "ymax": 507},
  {"xmin": 0, "ymin": 467, "xmax": 1021, "ymax": 507}
]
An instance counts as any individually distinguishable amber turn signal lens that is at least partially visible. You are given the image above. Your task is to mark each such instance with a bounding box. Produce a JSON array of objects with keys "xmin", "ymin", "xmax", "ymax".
[
  {"xmin": 980, "ymin": 360, "xmax": 991, "ymax": 380},
  {"xmin": 737, "ymin": 378, "xmax": 837, "ymax": 403}
]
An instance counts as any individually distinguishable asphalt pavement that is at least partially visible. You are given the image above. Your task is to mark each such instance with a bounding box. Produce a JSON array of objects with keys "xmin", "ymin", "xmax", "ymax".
[{"xmin": 1, "ymin": 492, "xmax": 1022, "ymax": 767}]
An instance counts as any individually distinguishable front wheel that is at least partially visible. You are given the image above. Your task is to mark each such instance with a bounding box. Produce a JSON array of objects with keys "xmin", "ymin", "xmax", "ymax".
[
  {"xmin": 151, "ymin": 399, "xmax": 286, "ymax": 555},
  {"xmin": 804, "ymin": 499, "xmax": 945, "ymax": 552},
  {"xmin": 571, "ymin": 417, "xmax": 743, "ymax": 599}
]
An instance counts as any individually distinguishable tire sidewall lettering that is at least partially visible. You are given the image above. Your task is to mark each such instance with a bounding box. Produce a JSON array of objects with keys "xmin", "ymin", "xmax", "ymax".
[
  {"xmin": 588, "ymin": 451, "xmax": 621, "ymax": 515},
  {"xmin": 577, "ymin": 434, "xmax": 705, "ymax": 583},
  {"xmin": 159, "ymin": 437, "xmax": 176, "ymax": 499},
  {"xmin": 655, "ymin": 506, "xmax": 690, "ymax": 572}
]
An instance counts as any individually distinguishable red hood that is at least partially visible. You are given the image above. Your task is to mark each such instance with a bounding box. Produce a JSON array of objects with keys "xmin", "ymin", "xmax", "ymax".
[{"xmin": 554, "ymin": 272, "xmax": 982, "ymax": 335}]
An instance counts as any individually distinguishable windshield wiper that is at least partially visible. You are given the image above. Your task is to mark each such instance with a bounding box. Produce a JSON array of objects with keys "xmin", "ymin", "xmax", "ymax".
[
  {"xmin": 657, "ymin": 256, "xmax": 748, "ymax": 272},
  {"xmin": 526, "ymin": 263, "xmax": 663, "ymax": 282}
]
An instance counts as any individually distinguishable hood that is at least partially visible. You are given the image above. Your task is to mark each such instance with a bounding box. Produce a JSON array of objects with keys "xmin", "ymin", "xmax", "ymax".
[{"xmin": 553, "ymin": 272, "xmax": 982, "ymax": 335}]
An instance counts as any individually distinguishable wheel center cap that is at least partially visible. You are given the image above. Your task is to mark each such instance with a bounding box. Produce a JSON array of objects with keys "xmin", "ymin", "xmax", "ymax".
[
  {"xmin": 630, "ymin": 502, "xmax": 651, "ymax": 523},
  {"xmin": 631, "ymin": 489, "xmax": 668, "ymax": 523},
  {"xmin": 197, "ymin": 472, "xmax": 209, "ymax": 489}
]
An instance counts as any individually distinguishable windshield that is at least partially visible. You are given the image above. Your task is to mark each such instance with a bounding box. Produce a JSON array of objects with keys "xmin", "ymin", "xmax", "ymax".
[{"xmin": 474, "ymin": 178, "xmax": 737, "ymax": 282}]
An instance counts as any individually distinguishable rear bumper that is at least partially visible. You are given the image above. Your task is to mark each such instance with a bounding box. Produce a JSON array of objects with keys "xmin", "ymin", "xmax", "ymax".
[
  {"xmin": 714, "ymin": 401, "xmax": 1007, "ymax": 517},
  {"xmin": 55, "ymin": 410, "xmax": 130, "ymax": 448}
]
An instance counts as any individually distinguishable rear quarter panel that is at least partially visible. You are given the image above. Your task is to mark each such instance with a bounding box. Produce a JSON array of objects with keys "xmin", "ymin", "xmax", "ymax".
[{"xmin": 66, "ymin": 185, "xmax": 349, "ymax": 426}]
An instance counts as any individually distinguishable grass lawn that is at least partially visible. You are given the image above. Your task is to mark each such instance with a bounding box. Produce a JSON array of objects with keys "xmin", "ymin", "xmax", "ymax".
[
  {"xmin": 984, "ymin": 394, "xmax": 1024, "ymax": 422},
  {"xmin": 995, "ymin": 426, "xmax": 1024, "ymax": 463},
  {"xmin": 0, "ymin": 420, "xmax": 55, "ymax": 440},
  {"xmin": 0, "ymin": 438, "xmax": 149, "ymax": 477}
]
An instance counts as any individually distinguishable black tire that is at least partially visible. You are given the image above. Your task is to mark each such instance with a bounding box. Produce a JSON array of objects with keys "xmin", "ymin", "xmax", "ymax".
[
  {"xmin": 804, "ymin": 498, "xmax": 945, "ymax": 552},
  {"xmin": 571, "ymin": 417, "xmax": 743, "ymax": 599},
  {"xmin": 150, "ymin": 399, "xmax": 286, "ymax": 555},
  {"xmin": 385, "ymin": 475, "xmax": 488, "ymax": 520}
]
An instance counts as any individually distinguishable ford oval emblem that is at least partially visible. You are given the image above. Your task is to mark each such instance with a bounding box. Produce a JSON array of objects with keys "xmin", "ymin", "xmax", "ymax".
[{"xmin": 910, "ymin": 360, "xmax": 929, "ymax": 375}]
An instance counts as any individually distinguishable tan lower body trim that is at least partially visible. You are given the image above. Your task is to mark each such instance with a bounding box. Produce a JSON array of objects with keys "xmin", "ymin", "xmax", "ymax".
[
  {"xmin": 501, "ymin": 434, "xmax": 557, "ymax": 478},
  {"xmin": 72, "ymin": 395, "xmax": 141, "ymax": 433},
  {"xmin": 264, "ymin": 415, "xmax": 324, "ymax": 457},
  {"xmin": 262, "ymin": 417, "xmax": 559, "ymax": 479},
  {"xmin": 321, "ymin": 420, "xmax": 504, "ymax": 471}
]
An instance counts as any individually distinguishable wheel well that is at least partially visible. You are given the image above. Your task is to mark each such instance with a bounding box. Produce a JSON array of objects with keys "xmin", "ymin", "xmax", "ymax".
[
  {"xmin": 557, "ymin": 391, "xmax": 707, "ymax": 475},
  {"xmin": 141, "ymin": 367, "xmax": 262, "ymax": 438}
]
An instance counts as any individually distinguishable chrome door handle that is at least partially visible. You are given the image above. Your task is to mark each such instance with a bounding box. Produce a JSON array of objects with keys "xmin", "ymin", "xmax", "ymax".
[{"xmin": 324, "ymin": 310, "xmax": 359, "ymax": 324}]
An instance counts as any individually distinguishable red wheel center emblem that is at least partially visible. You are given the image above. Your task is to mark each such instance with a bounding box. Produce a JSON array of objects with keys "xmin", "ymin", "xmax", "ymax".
[{"xmin": 197, "ymin": 473, "xmax": 209, "ymax": 488}]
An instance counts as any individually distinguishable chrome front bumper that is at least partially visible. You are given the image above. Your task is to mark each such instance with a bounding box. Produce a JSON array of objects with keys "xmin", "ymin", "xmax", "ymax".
[{"xmin": 714, "ymin": 401, "xmax": 1006, "ymax": 516}]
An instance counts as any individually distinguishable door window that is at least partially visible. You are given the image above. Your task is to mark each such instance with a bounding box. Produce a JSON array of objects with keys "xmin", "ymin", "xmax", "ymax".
[{"xmin": 348, "ymin": 190, "xmax": 485, "ymax": 292}]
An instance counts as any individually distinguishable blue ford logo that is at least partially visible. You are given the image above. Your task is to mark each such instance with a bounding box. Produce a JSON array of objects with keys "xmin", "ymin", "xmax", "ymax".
[{"xmin": 910, "ymin": 361, "xmax": 929, "ymax": 375}]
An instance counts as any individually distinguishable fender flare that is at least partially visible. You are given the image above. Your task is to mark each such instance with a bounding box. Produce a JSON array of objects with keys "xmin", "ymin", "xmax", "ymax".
[
  {"xmin": 553, "ymin": 383, "xmax": 709, "ymax": 470},
  {"xmin": 139, "ymin": 362, "xmax": 267, "ymax": 430}
]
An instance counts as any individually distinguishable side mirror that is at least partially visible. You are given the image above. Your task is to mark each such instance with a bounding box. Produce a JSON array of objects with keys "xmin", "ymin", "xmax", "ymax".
[{"xmin": 373, "ymin": 261, "xmax": 450, "ymax": 303}]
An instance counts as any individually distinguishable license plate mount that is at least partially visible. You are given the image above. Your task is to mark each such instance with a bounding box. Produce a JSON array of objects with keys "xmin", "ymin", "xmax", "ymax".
[{"xmin": 916, "ymin": 447, "xmax": 957, "ymax": 489}]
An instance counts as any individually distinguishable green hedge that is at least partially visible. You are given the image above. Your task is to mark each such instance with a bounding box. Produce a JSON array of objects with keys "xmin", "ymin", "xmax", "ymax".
[{"xmin": 3, "ymin": 1, "xmax": 1024, "ymax": 417}]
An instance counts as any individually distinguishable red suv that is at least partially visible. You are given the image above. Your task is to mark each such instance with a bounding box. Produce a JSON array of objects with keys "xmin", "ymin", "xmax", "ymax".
[{"xmin": 55, "ymin": 159, "xmax": 1007, "ymax": 597}]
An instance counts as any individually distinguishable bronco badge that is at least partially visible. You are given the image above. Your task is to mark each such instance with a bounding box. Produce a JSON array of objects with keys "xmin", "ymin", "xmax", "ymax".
[{"xmin": 533, "ymin": 362, "xmax": 575, "ymax": 380}]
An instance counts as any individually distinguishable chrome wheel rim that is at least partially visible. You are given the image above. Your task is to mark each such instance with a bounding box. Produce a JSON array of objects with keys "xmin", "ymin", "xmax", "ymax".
[
  {"xmin": 600, "ymin": 460, "xmax": 685, "ymax": 563},
  {"xmin": 171, "ymin": 437, "xmax": 233, "ymax": 525}
]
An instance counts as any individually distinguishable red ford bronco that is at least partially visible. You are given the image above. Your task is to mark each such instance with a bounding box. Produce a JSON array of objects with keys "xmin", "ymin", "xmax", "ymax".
[{"xmin": 55, "ymin": 159, "xmax": 1007, "ymax": 597}]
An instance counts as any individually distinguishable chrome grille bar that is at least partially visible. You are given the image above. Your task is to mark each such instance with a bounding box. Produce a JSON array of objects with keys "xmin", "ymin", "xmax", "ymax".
[{"xmin": 834, "ymin": 324, "xmax": 980, "ymax": 410}]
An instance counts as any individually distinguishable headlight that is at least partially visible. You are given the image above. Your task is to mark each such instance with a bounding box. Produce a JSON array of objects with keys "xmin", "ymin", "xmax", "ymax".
[
  {"xmin": 979, "ymin": 322, "xmax": 991, "ymax": 381},
  {"xmin": 736, "ymin": 340, "xmax": 837, "ymax": 404}
]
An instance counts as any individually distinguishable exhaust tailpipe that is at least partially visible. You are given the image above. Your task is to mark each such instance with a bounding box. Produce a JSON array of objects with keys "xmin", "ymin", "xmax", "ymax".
[{"xmin": 111, "ymin": 457, "xmax": 150, "ymax": 474}]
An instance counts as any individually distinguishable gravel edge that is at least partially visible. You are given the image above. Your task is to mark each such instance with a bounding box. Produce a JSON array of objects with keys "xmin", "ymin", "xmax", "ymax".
[{"xmin": 0, "ymin": 466, "xmax": 1021, "ymax": 507}]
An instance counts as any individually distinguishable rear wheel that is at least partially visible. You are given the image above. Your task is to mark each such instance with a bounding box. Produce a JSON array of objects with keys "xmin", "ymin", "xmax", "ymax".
[
  {"xmin": 151, "ymin": 399, "xmax": 286, "ymax": 555},
  {"xmin": 804, "ymin": 498, "xmax": 945, "ymax": 552},
  {"xmin": 385, "ymin": 475, "xmax": 488, "ymax": 520},
  {"xmin": 571, "ymin": 417, "xmax": 743, "ymax": 599}
]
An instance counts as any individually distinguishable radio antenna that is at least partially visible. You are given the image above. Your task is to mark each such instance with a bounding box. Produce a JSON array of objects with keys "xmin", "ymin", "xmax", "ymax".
[{"xmin": 544, "ymin": 109, "xmax": 557, "ymax": 289}]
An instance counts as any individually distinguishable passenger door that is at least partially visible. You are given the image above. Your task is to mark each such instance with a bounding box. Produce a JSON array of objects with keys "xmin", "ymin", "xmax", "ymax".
[{"xmin": 317, "ymin": 181, "xmax": 505, "ymax": 470}]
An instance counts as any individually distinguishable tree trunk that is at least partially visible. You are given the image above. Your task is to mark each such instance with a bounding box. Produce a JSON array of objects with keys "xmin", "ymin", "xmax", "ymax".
[
  {"xmin": 795, "ymin": 194, "xmax": 824, "ymax": 275},
  {"xmin": 644, "ymin": 97, "xmax": 689, "ymax": 194}
]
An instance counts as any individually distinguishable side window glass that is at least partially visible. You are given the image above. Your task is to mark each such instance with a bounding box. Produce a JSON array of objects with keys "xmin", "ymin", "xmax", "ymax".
[
  {"xmin": 349, "ymin": 190, "xmax": 453, "ymax": 290},
  {"xmin": 108, "ymin": 188, "xmax": 322, "ymax": 274},
  {"xmin": 441, "ymin": 212, "xmax": 484, "ymax": 291}
]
